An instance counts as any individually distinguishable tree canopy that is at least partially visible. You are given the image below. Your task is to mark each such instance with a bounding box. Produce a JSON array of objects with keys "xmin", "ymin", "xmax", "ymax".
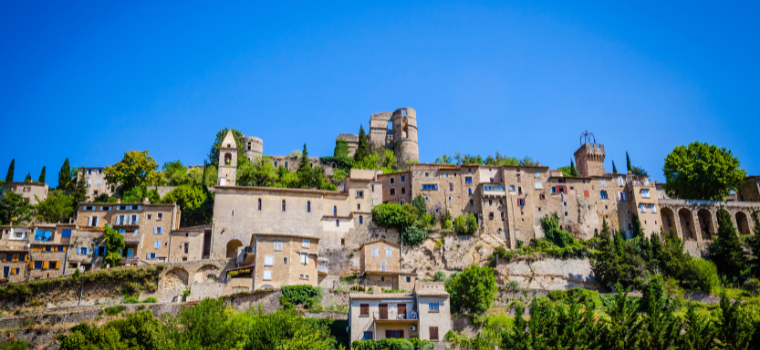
[
  {"xmin": 104, "ymin": 150, "xmax": 160, "ymax": 195},
  {"xmin": 207, "ymin": 128, "xmax": 246, "ymax": 168},
  {"xmin": 0, "ymin": 190, "xmax": 32, "ymax": 225},
  {"xmin": 663, "ymin": 141, "xmax": 746, "ymax": 200},
  {"xmin": 33, "ymin": 189, "xmax": 75, "ymax": 223}
]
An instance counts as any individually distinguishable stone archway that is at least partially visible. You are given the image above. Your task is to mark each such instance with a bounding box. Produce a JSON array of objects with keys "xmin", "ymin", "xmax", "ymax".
[
  {"xmin": 697, "ymin": 209, "xmax": 714, "ymax": 240},
  {"xmin": 226, "ymin": 240, "xmax": 243, "ymax": 259},
  {"xmin": 195, "ymin": 265, "xmax": 219, "ymax": 284},
  {"xmin": 678, "ymin": 208, "xmax": 696, "ymax": 240},
  {"xmin": 661, "ymin": 208, "xmax": 676, "ymax": 235},
  {"xmin": 164, "ymin": 268, "xmax": 189, "ymax": 292},
  {"xmin": 736, "ymin": 212, "xmax": 751, "ymax": 235}
]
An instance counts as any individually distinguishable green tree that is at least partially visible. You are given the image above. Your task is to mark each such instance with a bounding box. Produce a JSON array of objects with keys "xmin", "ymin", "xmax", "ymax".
[
  {"xmin": 626, "ymin": 152, "xmax": 632, "ymax": 172},
  {"xmin": 0, "ymin": 340, "xmax": 29, "ymax": 350},
  {"xmin": 710, "ymin": 209, "xmax": 747, "ymax": 281},
  {"xmin": 663, "ymin": 142, "xmax": 747, "ymax": 200},
  {"xmin": 435, "ymin": 154, "xmax": 454, "ymax": 165},
  {"xmin": 411, "ymin": 194, "xmax": 426, "ymax": 215},
  {"xmin": 104, "ymin": 150, "xmax": 160, "ymax": 195},
  {"xmin": 158, "ymin": 160, "xmax": 189, "ymax": 186},
  {"xmin": 678, "ymin": 303, "xmax": 716, "ymax": 350},
  {"xmin": 238, "ymin": 157, "xmax": 278, "ymax": 187},
  {"xmin": 103, "ymin": 224, "xmax": 125, "ymax": 268},
  {"xmin": 598, "ymin": 286, "xmax": 644, "ymax": 350},
  {"xmin": 109, "ymin": 310, "xmax": 173, "ymax": 349},
  {"xmin": 33, "ymin": 190, "xmax": 75, "ymax": 223},
  {"xmin": 500, "ymin": 303, "xmax": 532, "ymax": 350},
  {"xmin": 37, "ymin": 166, "xmax": 46, "ymax": 183},
  {"xmin": 640, "ymin": 275, "xmax": 678, "ymax": 350},
  {"xmin": 161, "ymin": 185, "xmax": 213, "ymax": 226},
  {"xmin": 570, "ymin": 160, "xmax": 578, "ymax": 176},
  {"xmin": 612, "ymin": 160, "xmax": 618, "ymax": 174},
  {"xmin": 0, "ymin": 190, "xmax": 32, "ymax": 225},
  {"xmin": 71, "ymin": 167, "xmax": 89, "ymax": 207},
  {"xmin": 354, "ymin": 125, "xmax": 369, "ymax": 163},
  {"xmin": 748, "ymin": 209, "xmax": 760, "ymax": 278},
  {"xmin": 333, "ymin": 139, "xmax": 350, "ymax": 158},
  {"xmin": 58, "ymin": 158, "xmax": 73, "ymax": 190},
  {"xmin": 444, "ymin": 265, "xmax": 498, "ymax": 314},
  {"xmin": 402, "ymin": 225, "xmax": 428, "ymax": 246},
  {"xmin": 23, "ymin": 173, "xmax": 31, "ymax": 182},
  {"xmin": 371, "ymin": 203, "xmax": 418, "ymax": 231},
  {"xmin": 5, "ymin": 159, "xmax": 14, "ymax": 182},
  {"xmin": 716, "ymin": 291, "xmax": 753, "ymax": 350},
  {"xmin": 207, "ymin": 128, "xmax": 245, "ymax": 168},
  {"xmin": 593, "ymin": 218, "xmax": 627, "ymax": 288}
]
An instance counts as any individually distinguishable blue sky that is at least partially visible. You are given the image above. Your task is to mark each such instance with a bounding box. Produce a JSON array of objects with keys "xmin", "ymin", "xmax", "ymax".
[{"xmin": 2, "ymin": 1, "xmax": 758, "ymax": 187}]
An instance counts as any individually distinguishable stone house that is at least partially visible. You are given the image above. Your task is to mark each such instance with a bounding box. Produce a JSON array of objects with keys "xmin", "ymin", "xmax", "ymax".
[
  {"xmin": 359, "ymin": 239, "xmax": 415, "ymax": 291},
  {"xmin": 348, "ymin": 281, "xmax": 450, "ymax": 346},
  {"xmin": 79, "ymin": 167, "xmax": 113, "ymax": 199},
  {"xmin": 2, "ymin": 182, "xmax": 48, "ymax": 205},
  {"xmin": 27, "ymin": 223, "xmax": 74, "ymax": 280},
  {"xmin": 0, "ymin": 226, "xmax": 30, "ymax": 282},
  {"xmin": 739, "ymin": 176, "xmax": 760, "ymax": 202},
  {"xmin": 168, "ymin": 226, "xmax": 211, "ymax": 263}
]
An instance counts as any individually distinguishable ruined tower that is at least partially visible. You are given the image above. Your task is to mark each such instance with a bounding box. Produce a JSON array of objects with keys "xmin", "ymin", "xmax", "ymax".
[
  {"xmin": 217, "ymin": 130, "xmax": 237, "ymax": 186},
  {"xmin": 573, "ymin": 131, "xmax": 606, "ymax": 177},
  {"xmin": 241, "ymin": 135, "xmax": 263, "ymax": 160},
  {"xmin": 367, "ymin": 107, "xmax": 420, "ymax": 167}
]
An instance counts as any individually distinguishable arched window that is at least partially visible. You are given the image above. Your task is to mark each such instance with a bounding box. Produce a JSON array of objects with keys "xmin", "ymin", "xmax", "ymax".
[
  {"xmin": 258, "ymin": 198, "xmax": 262, "ymax": 211},
  {"xmin": 359, "ymin": 215, "xmax": 363, "ymax": 224},
  {"xmin": 600, "ymin": 191, "xmax": 608, "ymax": 199},
  {"xmin": 333, "ymin": 206, "xmax": 337, "ymax": 216},
  {"xmin": 307, "ymin": 201, "xmax": 311, "ymax": 213},
  {"xmin": 336, "ymin": 220, "xmax": 340, "ymax": 227},
  {"xmin": 224, "ymin": 153, "xmax": 232, "ymax": 165},
  {"xmin": 282, "ymin": 200, "xmax": 286, "ymax": 212}
]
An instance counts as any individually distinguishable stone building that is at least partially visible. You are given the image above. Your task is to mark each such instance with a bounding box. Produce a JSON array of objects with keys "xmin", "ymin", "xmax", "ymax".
[
  {"xmin": 359, "ymin": 239, "xmax": 416, "ymax": 291},
  {"xmin": 348, "ymin": 281, "xmax": 450, "ymax": 345},
  {"xmin": 168, "ymin": 226, "xmax": 211, "ymax": 263},
  {"xmin": 27, "ymin": 223, "xmax": 74, "ymax": 280},
  {"xmin": 739, "ymin": 176, "xmax": 760, "ymax": 202},
  {"xmin": 2, "ymin": 181, "xmax": 48, "ymax": 205},
  {"xmin": 0, "ymin": 226, "xmax": 30, "ymax": 282},
  {"xmin": 79, "ymin": 167, "xmax": 113, "ymax": 199}
]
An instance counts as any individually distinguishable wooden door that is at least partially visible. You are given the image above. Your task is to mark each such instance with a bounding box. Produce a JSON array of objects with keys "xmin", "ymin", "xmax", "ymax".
[
  {"xmin": 397, "ymin": 304, "xmax": 406, "ymax": 319},
  {"xmin": 379, "ymin": 304, "xmax": 388, "ymax": 320}
]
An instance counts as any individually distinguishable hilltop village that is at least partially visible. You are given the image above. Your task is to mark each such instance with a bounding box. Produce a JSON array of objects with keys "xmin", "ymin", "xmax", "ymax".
[{"xmin": 2, "ymin": 107, "xmax": 760, "ymax": 348}]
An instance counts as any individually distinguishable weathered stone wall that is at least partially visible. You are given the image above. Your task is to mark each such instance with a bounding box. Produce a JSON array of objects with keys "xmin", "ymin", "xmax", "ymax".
[{"xmin": 495, "ymin": 258, "xmax": 598, "ymax": 290}]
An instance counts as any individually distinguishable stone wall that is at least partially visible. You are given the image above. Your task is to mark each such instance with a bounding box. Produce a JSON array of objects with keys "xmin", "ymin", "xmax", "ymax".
[{"xmin": 495, "ymin": 258, "xmax": 598, "ymax": 290}]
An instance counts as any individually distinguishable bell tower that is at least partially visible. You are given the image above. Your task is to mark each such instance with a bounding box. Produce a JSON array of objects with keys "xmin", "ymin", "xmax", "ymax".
[
  {"xmin": 217, "ymin": 130, "xmax": 237, "ymax": 186},
  {"xmin": 574, "ymin": 131, "xmax": 606, "ymax": 177}
]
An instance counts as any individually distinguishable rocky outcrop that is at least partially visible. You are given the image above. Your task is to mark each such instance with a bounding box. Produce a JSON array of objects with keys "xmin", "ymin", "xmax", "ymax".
[{"xmin": 496, "ymin": 258, "xmax": 598, "ymax": 290}]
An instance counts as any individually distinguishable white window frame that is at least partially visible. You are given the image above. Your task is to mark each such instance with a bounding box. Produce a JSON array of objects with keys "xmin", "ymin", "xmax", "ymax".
[
  {"xmin": 264, "ymin": 256, "xmax": 274, "ymax": 266},
  {"xmin": 372, "ymin": 248, "xmax": 379, "ymax": 257},
  {"xmin": 273, "ymin": 241, "xmax": 282, "ymax": 251},
  {"xmin": 650, "ymin": 205, "xmax": 657, "ymax": 214},
  {"xmin": 639, "ymin": 204, "xmax": 646, "ymax": 213},
  {"xmin": 641, "ymin": 189, "xmax": 651, "ymax": 198},
  {"xmin": 534, "ymin": 182, "xmax": 542, "ymax": 189},
  {"xmin": 301, "ymin": 239, "xmax": 309, "ymax": 248},
  {"xmin": 300, "ymin": 253, "xmax": 308, "ymax": 265},
  {"xmin": 263, "ymin": 270, "xmax": 272, "ymax": 280},
  {"xmin": 385, "ymin": 248, "xmax": 392, "ymax": 258}
]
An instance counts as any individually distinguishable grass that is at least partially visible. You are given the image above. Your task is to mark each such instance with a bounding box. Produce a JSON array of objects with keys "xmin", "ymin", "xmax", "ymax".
[{"xmin": 103, "ymin": 305, "xmax": 126, "ymax": 316}]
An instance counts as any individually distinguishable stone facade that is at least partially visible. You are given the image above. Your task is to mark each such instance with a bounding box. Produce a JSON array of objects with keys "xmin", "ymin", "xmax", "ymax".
[
  {"xmin": 367, "ymin": 108, "xmax": 420, "ymax": 168},
  {"xmin": 1, "ymin": 181, "xmax": 48, "ymax": 205},
  {"xmin": 79, "ymin": 167, "xmax": 113, "ymax": 199},
  {"xmin": 249, "ymin": 234, "xmax": 320, "ymax": 290},
  {"xmin": 739, "ymin": 176, "xmax": 760, "ymax": 202}
]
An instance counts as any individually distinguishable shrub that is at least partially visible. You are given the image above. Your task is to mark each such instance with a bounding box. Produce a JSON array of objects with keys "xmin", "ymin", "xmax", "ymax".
[
  {"xmin": 280, "ymin": 285, "xmax": 323, "ymax": 310},
  {"xmin": 454, "ymin": 214, "xmax": 478, "ymax": 235},
  {"xmin": 411, "ymin": 194, "xmax": 426, "ymax": 215},
  {"xmin": 402, "ymin": 225, "xmax": 428, "ymax": 246},
  {"xmin": 352, "ymin": 338, "xmax": 416, "ymax": 350},
  {"xmin": 685, "ymin": 259, "xmax": 720, "ymax": 292},
  {"xmin": 340, "ymin": 273, "xmax": 359, "ymax": 284},
  {"xmin": 0, "ymin": 340, "xmax": 29, "ymax": 350},
  {"xmin": 743, "ymin": 278, "xmax": 760, "ymax": 296},
  {"xmin": 433, "ymin": 270, "xmax": 447, "ymax": 282},
  {"xmin": 104, "ymin": 305, "xmax": 126, "ymax": 316},
  {"xmin": 182, "ymin": 289, "xmax": 191, "ymax": 298},
  {"xmin": 504, "ymin": 280, "xmax": 520, "ymax": 291},
  {"xmin": 122, "ymin": 296, "xmax": 140, "ymax": 304},
  {"xmin": 371, "ymin": 203, "xmax": 417, "ymax": 231},
  {"xmin": 445, "ymin": 265, "xmax": 498, "ymax": 314},
  {"xmin": 142, "ymin": 297, "xmax": 158, "ymax": 303}
]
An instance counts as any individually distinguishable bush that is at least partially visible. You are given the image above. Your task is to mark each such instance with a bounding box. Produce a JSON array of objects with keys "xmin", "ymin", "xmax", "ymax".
[
  {"xmin": 0, "ymin": 340, "xmax": 28, "ymax": 350},
  {"xmin": 402, "ymin": 225, "xmax": 428, "ymax": 246},
  {"xmin": 504, "ymin": 280, "xmax": 520, "ymax": 291},
  {"xmin": 371, "ymin": 203, "xmax": 418, "ymax": 231},
  {"xmin": 104, "ymin": 305, "xmax": 126, "ymax": 316},
  {"xmin": 411, "ymin": 194, "xmax": 426, "ymax": 215},
  {"xmin": 142, "ymin": 297, "xmax": 158, "ymax": 303},
  {"xmin": 280, "ymin": 285, "xmax": 323, "ymax": 310},
  {"xmin": 743, "ymin": 278, "xmax": 760, "ymax": 296},
  {"xmin": 352, "ymin": 338, "xmax": 417, "ymax": 350},
  {"xmin": 445, "ymin": 265, "xmax": 498, "ymax": 314},
  {"xmin": 453, "ymin": 213, "xmax": 478, "ymax": 235},
  {"xmin": 340, "ymin": 273, "xmax": 359, "ymax": 284},
  {"xmin": 433, "ymin": 270, "xmax": 447, "ymax": 282},
  {"xmin": 685, "ymin": 259, "xmax": 720, "ymax": 292}
]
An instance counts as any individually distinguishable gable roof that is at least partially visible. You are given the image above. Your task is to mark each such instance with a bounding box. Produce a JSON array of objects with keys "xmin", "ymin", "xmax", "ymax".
[{"xmin": 360, "ymin": 238, "xmax": 401, "ymax": 249}]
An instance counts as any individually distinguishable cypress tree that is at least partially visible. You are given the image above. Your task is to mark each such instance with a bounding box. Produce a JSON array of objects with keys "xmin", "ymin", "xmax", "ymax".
[
  {"xmin": 626, "ymin": 152, "xmax": 632, "ymax": 172},
  {"xmin": 24, "ymin": 173, "xmax": 31, "ymax": 182},
  {"xmin": 679, "ymin": 303, "xmax": 716, "ymax": 350},
  {"xmin": 38, "ymin": 166, "xmax": 46, "ymax": 183},
  {"xmin": 612, "ymin": 160, "xmax": 618, "ymax": 173},
  {"xmin": 570, "ymin": 160, "xmax": 578, "ymax": 177},
  {"xmin": 599, "ymin": 287, "xmax": 645, "ymax": 349},
  {"xmin": 748, "ymin": 209, "xmax": 760, "ymax": 277},
  {"xmin": 716, "ymin": 291, "xmax": 753, "ymax": 349},
  {"xmin": 5, "ymin": 159, "xmax": 14, "ymax": 182},
  {"xmin": 710, "ymin": 209, "xmax": 747, "ymax": 281},
  {"xmin": 592, "ymin": 218, "xmax": 626, "ymax": 288},
  {"xmin": 58, "ymin": 158, "xmax": 72, "ymax": 190},
  {"xmin": 354, "ymin": 125, "xmax": 369, "ymax": 163},
  {"xmin": 640, "ymin": 275, "xmax": 678, "ymax": 350}
]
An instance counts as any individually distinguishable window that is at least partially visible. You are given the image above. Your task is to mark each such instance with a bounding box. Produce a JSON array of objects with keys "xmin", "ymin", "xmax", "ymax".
[
  {"xmin": 307, "ymin": 201, "xmax": 311, "ymax": 212},
  {"xmin": 535, "ymin": 182, "xmax": 543, "ymax": 190},
  {"xmin": 390, "ymin": 188, "xmax": 396, "ymax": 195},
  {"xmin": 407, "ymin": 277, "xmax": 411, "ymax": 282},
  {"xmin": 425, "ymin": 196, "xmax": 428, "ymax": 201},
  {"xmin": 158, "ymin": 213, "xmax": 163, "ymax": 219},
  {"xmin": 650, "ymin": 204, "xmax": 657, "ymax": 213},
  {"xmin": 600, "ymin": 191, "xmax": 608, "ymax": 199},
  {"xmin": 400, "ymin": 200, "xmax": 405, "ymax": 205},
  {"xmin": 601, "ymin": 179, "xmax": 606, "ymax": 186},
  {"xmin": 300, "ymin": 253, "xmax": 308, "ymax": 264},
  {"xmin": 517, "ymin": 198, "xmax": 525, "ymax": 206},
  {"xmin": 282, "ymin": 200, "xmax": 286, "ymax": 211},
  {"xmin": 535, "ymin": 170, "xmax": 540, "ymax": 178},
  {"xmin": 618, "ymin": 176, "xmax": 624, "ymax": 186},
  {"xmin": 430, "ymin": 327, "xmax": 439, "ymax": 341},
  {"xmin": 184, "ymin": 243, "xmax": 188, "ymax": 254},
  {"xmin": 390, "ymin": 178, "xmax": 395, "ymax": 184},
  {"xmin": 371, "ymin": 184, "xmax": 375, "ymax": 192},
  {"xmin": 283, "ymin": 257, "xmax": 288, "ymax": 264},
  {"xmin": 640, "ymin": 204, "xmax": 646, "ymax": 213},
  {"xmin": 258, "ymin": 199, "xmax": 262, "ymax": 211},
  {"xmin": 363, "ymin": 331, "xmax": 373, "ymax": 340},
  {"xmin": 421, "ymin": 184, "xmax": 437, "ymax": 190},
  {"xmin": 469, "ymin": 200, "xmax": 474, "ymax": 205},
  {"xmin": 509, "ymin": 185, "xmax": 515, "ymax": 192},
  {"xmin": 401, "ymin": 175, "xmax": 406, "ymax": 182},
  {"xmin": 449, "ymin": 182, "xmax": 454, "ymax": 191},
  {"xmin": 372, "ymin": 247, "xmax": 379, "ymax": 257},
  {"xmin": 387, "ymin": 330, "xmax": 403, "ymax": 339},
  {"xmin": 381, "ymin": 261, "xmax": 386, "ymax": 271},
  {"xmin": 468, "ymin": 188, "xmax": 473, "ymax": 195},
  {"xmin": 336, "ymin": 219, "xmax": 340, "ymax": 227},
  {"xmin": 489, "ymin": 212, "xmax": 494, "ymax": 219},
  {"xmin": 360, "ymin": 304, "xmax": 370, "ymax": 316},
  {"xmin": 274, "ymin": 241, "xmax": 282, "ymax": 251},
  {"xmin": 356, "ymin": 190, "xmax": 364, "ymax": 198},
  {"xmin": 264, "ymin": 256, "xmax": 274, "ymax": 266},
  {"xmin": 263, "ymin": 271, "xmax": 272, "ymax": 280},
  {"xmin": 618, "ymin": 192, "xmax": 627, "ymax": 201},
  {"xmin": 154, "ymin": 240, "xmax": 160, "ymax": 249},
  {"xmin": 302, "ymin": 239, "xmax": 310, "ymax": 248},
  {"xmin": 465, "ymin": 176, "xmax": 472, "ymax": 184},
  {"xmin": 584, "ymin": 190, "xmax": 589, "ymax": 197},
  {"xmin": 153, "ymin": 227, "xmax": 164, "ymax": 234},
  {"xmin": 148, "ymin": 214, "xmax": 152, "ymax": 220},
  {"xmin": 641, "ymin": 189, "xmax": 651, "ymax": 198},
  {"xmin": 359, "ymin": 216, "xmax": 363, "ymax": 224},
  {"xmin": 385, "ymin": 248, "xmax": 392, "ymax": 257},
  {"xmin": 448, "ymin": 196, "xmax": 452, "ymax": 201},
  {"xmin": 429, "ymin": 302, "xmax": 439, "ymax": 311},
  {"xmin": 518, "ymin": 186, "xmax": 522, "ymax": 194},
  {"xmin": 401, "ymin": 188, "xmax": 406, "ymax": 194}
]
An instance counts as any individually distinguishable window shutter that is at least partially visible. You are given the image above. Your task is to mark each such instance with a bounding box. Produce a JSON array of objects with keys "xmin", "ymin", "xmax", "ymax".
[
  {"xmin": 96, "ymin": 216, "xmax": 99, "ymax": 226},
  {"xmin": 147, "ymin": 253, "xmax": 150, "ymax": 259},
  {"xmin": 564, "ymin": 186, "xmax": 568, "ymax": 193},
  {"xmin": 134, "ymin": 215, "xmax": 139, "ymax": 224},
  {"xmin": 153, "ymin": 227, "xmax": 157, "ymax": 234},
  {"xmin": 88, "ymin": 216, "xmax": 92, "ymax": 226},
  {"xmin": 56, "ymin": 261, "xmax": 61, "ymax": 269},
  {"xmin": 386, "ymin": 330, "xmax": 391, "ymax": 338}
]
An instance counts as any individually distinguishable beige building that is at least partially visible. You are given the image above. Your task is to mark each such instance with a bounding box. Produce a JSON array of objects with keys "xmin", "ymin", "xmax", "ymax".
[
  {"xmin": 244, "ymin": 234, "xmax": 321, "ymax": 291},
  {"xmin": 79, "ymin": 167, "xmax": 113, "ymax": 199},
  {"xmin": 359, "ymin": 239, "xmax": 416, "ymax": 291},
  {"xmin": 348, "ymin": 281, "xmax": 450, "ymax": 346},
  {"xmin": 27, "ymin": 224, "xmax": 74, "ymax": 280},
  {"xmin": 0, "ymin": 226, "xmax": 30, "ymax": 282},
  {"xmin": 2, "ymin": 182, "xmax": 48, "ymax": 205},
  {"xmin": 168, "ymin": 226, "xmax": 211, "ymax": 263}
]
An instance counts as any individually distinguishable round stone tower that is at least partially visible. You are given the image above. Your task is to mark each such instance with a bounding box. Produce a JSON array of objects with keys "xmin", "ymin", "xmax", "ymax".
[
  {"xmin": 241, "ymin": 136, "xmax": 264, "ymax": 160},
  {"xmin": 391, "ymin": 107, "xmax": 419, "ymax": 167}
]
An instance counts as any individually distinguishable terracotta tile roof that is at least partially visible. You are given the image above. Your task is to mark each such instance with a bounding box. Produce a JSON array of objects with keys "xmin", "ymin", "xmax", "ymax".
[
  {"xmin": 174, "ymin": 225, "xmax": 212, "ymax": 232},
  {"xmin": 349, "ymin": 293, "xmax": 414, "ymax": 299},
  {"xmin": 415, "ymin": 291, "xmax": 450, "ymax": 297}
]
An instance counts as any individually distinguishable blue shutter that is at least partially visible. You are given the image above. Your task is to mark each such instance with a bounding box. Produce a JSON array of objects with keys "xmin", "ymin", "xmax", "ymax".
[{"xmin": 62, "ymin": 229, "xmax": 71, "ymax": 238}]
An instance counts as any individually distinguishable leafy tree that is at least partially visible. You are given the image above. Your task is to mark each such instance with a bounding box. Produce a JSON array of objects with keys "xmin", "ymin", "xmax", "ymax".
[
  {"xmin": 371, "ymin": 203, "xmax": 417, "ymax": 231},
  {"xmin": 207, "ymin": 128, "xmax": 245, "ymax": 168},
  {"xmin": 23, "ymin": 173, "xmax": 31, "ymax": 182},
  {"xmin": 237, "ymin": 157, "xmax": 278, "ymax": 187},
  {"xmin": 558, "ymin": 165, "xmax": 573, "ymax": 177},
  {"xmin": 108, "ymin": 310, "xmax": 173, "ymax": 349},
  {"xmin": 518, "ymin": 156, "xmax": 537, "ymax": 167},
  {"xmin": 444, "ymin": 265, "xmax": 498, "ymax": 314},
  {"xmin": 612, "ymin": 160, "xmax": 618, "ymax": 174},
  {"xmin": 598, "ymin": 286, "xmax": 644, "ymax": 350},
  {"xmin": 71, "ymin": 167, "xmax": 89, "ymax": 207},
  {"xmin": 710, "ymin": 209, "xmax": 747, "ymax": 281},
  {"xmin": 569, "ymin": 160, "xmax": 578, "ymax": 176},
  {"xmin": 0, "ymin": 340, "xmax": 29, "ymax": 350},
  {"xmin": 453, "ymin": 214, "xmax": 478, "ymax": 235},
  {"xmin": 158, "ymin": 160, "xmax": 189, "ymax": 186},
  {"xmin": 631, "ymin": 166, "xmax": 648, "ymax": 176},
  {"xmin": 37, "ymin": 166, "xmax": 46, "ymax": 183},
  {"xmin": 500, "ymin": 303, "xmax": 532, "ymax": 350},
  {"xmin": 354, "ymin": 125, "xmax": 369, "ymax": 163},
  {"xmin": 33, "ymin": 190, "xmax": 75, "ymax": 223},
  {"xmin": 541, "ymin": 212, "xmax": 576, "ymax": 248},
  {"xmin": 411, "ymin": 194, "xmax": 426, "ymax": 215},
  {"xmin": 402, "ymin": 225, "xmax": 428, "ymax": 246},
  {"xmin": 58, "ymin": 158, "xmax": 74, "ymax": 190},
  {"xmin": 333, "ymin": 139, "xmax": 350, "ymax": 158},
  {"xmin": 5, "ymin": 159, "xmax": 14, "ymax": 182},
  {"xmin": 663, "ymin": 142, "xmax": 747, "ymax": 200},
  {"xmin": 679, "ymin": 303, "xmax": 716, "ymax": 350},
  {"xmin": 103, "ymin": 224, "xmax": 125, "ymax": 268},
  {"xmin": 161, "ymin": 185, "xmax": 213, "ymax": 226},
  {"xmin": 434, "ymin": 154, "xmax": 454, "ymax": 165},
  {"xmin": 104, "ymin": 150, "xmax": 160, "ymax": 195},
  {"xmin": 0, "ymin": 190, "xmax": 32, "ymax": 225},
  {"xmin": 684, "ymin": 258, "xmax": 720, "ymax": 293},
  {"xmin": 433, "ymin": 270, "xmax": 447, "ymax": 282}
]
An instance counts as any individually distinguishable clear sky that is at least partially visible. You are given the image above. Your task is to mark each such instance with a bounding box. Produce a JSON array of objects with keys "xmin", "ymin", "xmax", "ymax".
[{"xmin": 2, "ymin": 1, "xmax": 758, "ymax": 188}]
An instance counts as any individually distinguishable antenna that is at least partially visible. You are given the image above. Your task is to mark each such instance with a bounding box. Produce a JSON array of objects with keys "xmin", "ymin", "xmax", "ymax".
[{"xmin": 580, "ymin": 130, "xmax": 596, "ymax": 146}]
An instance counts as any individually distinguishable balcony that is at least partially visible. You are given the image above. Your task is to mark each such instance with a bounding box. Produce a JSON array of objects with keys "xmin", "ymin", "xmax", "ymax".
[
  {"xmin": 372, "ymin": 310, "xmax": 418, "ymax": 324},
  {"xmin": 318, "ymin": 257, "xmax": 329, "ymax": 276}
]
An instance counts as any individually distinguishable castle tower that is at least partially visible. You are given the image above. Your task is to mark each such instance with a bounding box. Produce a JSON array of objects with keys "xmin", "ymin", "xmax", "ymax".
[
  {"xmin": 368, "ymin": 111, "xmax": 393, "ymax": 149},
  {"xmin": 391, "ymin": 107, "xmax": 419, "ymax": 167},
  {"xmin": 217, "ymin": 130, "xmax": 237, "ymax": 186},
  {"xmin": 241, "ymin": 135, "xmax": 263, "ymax": 160},
  {"xmin": 573, "ymin": 131, "xmax": 605, "ymax": 177}
]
